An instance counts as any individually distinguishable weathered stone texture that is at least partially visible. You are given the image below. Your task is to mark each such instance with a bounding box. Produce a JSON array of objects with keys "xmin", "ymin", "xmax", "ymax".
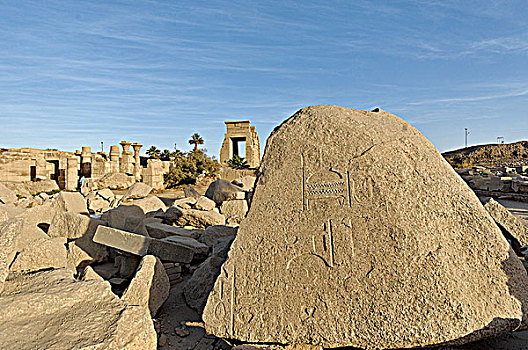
[
  {"xmin": 0, "ymin": 219, "xmax": 23, "ymax": 294},
  {"xmin": 0, "ymin": 183, "xmax": 17, "ymax": 204},
  {"xmin": 484, "ymin": 198, "xmax": 528, "ymax": 246},
  {"xmin": 122, "ymin": 255, "xmax": 170, "ymax": 317},
  {"xmin": 203, "ymin": 106, "xmax": 528, "ymax": 349},
  {"xmin": 205, "ymin": 179, "xmax": 246, "ymax": 206}
]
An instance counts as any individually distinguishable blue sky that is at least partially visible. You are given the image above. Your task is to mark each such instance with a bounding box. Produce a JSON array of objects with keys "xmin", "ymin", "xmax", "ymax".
[{"xmin": 1, "ymin": 1, "xmax": 527, "ymax": 156}]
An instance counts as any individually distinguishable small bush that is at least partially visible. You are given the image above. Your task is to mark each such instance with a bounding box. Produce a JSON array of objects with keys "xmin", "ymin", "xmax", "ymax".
[
  {"xmin": 164, "ymin": 150, "xmax": 220, "ymax": 188},
  {"xmin": 227, "ymin": 154, "xmax": 249, "ymax": 169}
]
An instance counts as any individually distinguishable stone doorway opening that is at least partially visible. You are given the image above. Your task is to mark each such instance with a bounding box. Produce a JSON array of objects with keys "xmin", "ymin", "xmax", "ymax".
[{"xmin": 231, "ymin": 137, "xmax": 246, "ymax": 159}]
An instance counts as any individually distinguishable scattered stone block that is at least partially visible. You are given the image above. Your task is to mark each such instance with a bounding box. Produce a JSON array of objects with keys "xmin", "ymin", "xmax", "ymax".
[
  {"xmin": 81, "ymin": 265, "xmax": 105, "ymax": 282},
  {"xmin": 122, "ymin": 255, "xmax": 170, "ymax": 317},
  {"xmin": 183, "ymin": 186, "xmax": 201, "ymax": 199},
  {"xmin": 147, "ymin": 239, "xmax": 194, "ymax": 263},
  {"xmin": 9, "ymin": 237, "xmax": 69, "ymax": 274},
  {"xmin": 88, "ymin": 197, "xmax": 110, "ymax": 213},
  {"xmin": 232, "ymin": 175, "xmax": 257, "ymax": 191},
  {"xmin": 205, "ymin": 179, "xmax": 246, "ymax": 205},
  {"xmin": 123, "ymin": 195, "xmax": 166, "ymax": 215},
  {"xmin": 145, "ymin": 222, "xmax": 201, "ymax": 239},
  {"xmin": 119, "ymin": 254, "xmax": 141, "ymax": 279},
  {"xmin": 484, "ymin": 198, "xmax": 528, "ymax": 246},
  {"xmin": 161, "ymin": 235, "xmax": 209, "ymax": 259},
  {"xmin": 199, "ymin": 225, "xmax": 238, "ymax": 247},
  {"xmin": 164, "ymin": 206, "xmax": 225, "ymax": 229},
  {"xmin": 51, "ymin": 191, "xmax": 88, "ymax": 214},
  {"xmin": 203, "ymin": 105, "xmax": 528, "ymax": 348},
  {"xmin": 220, "ymin": 199, "xmax": 248, "ymax": 217},
  {"xmin": 0, "ymin": 268, "xmax": 157, "ymax": 349},
  {"xmin": 94, "ymin": 226, "xmax": 150, "ymax": 256},
  {"xmin": 101, "ymin": 205, "xmax": 145, "ymax": 231},
  {"xmin": 121, "ymin": 182, "xmax": 152, "ymax": 201},
  {"xmin": 48, "ymin": 212, "xmax": 102, "ymax": 239},
  {"xmin": 0, "ymin": 183, "xmax": 17, "ymax": 205},
  {"xmin": 123, "ymin": 216, "xmax": 149, "ymax": 236},
  {"xmin": 193, "ymin": 196, "xmax": 216, "ymax": 211},
  {"xmin": 0, "ymin": 219, "xmax": 23, "ymax": 294},
  {"xmin": 184, "ymin": 236, "xmax": 233, "ymax": 313}
]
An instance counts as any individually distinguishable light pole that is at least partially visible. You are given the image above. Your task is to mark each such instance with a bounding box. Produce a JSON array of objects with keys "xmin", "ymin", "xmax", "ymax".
[{"xmin": 465, "ymin": 128, "xmax": 470, "ymax": 148}]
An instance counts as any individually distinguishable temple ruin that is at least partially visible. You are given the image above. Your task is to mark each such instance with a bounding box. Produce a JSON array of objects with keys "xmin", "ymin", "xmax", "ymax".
[
  {"xmin": 219, "ymin": 121, "xmax": 260, "ymax": 168},
  {"xmin": 0, "ymin": 141, "xmax": 169, "ymax": 190}
]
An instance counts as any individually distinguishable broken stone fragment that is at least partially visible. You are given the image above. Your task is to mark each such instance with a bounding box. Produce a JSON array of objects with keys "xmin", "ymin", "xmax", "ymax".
[
  {"xmin": 122, "ymin": 195, "xmax": 167, "ymax": 216},
  {"xmin": 9, "ymin": 237, "xmax": 69, "ymax": 274},
  {"xmin": 0, "ymin": 218, "xmax": 23, "ymax": 294},
  {"xmin": 48, "ymin": 212, "xmax": 103, "ymax": 239},
  {"xmin": 161, "ymin": 235, "xmax": 210, "ymax": 260},
  {"xmin": 145, "ymin": 222, "xmax": 201, "ymax": 239},
  {"xmin": 163, "ymin": 206, "xmax": 225, "ymax": 229},
  {"xmin": 193, "ymin": 196, "xmax": 216, "ymax": 211},
  {"xmin": 484, "ymin": 198, "xmax": 528, "ymax": 247},
  {"xmin": 101, "ymin": 205, "xmax": 145, "ymax": 231},
  {"xmin": 232, "ymin": 175, "xmax": 257, "ymax": 191},
  {"xmin": 198, "ymin": 225, "xmax": 238, "ymax": 247},
  {"xmin": 0, "ymin": 268, "xmax": 157, "ymax": 349},
  {"xmin": 121, "ymin": 182, "xmax": 153, "ymax": 201},
  {"xmin": 220, "ymin": 199, "xmax": 248, "ymax": 217},
  {"xmin": 183, "ymin": 186, "xmax": 201, "ymax": 199},
  {"xmin": 0, "ymin": 183, "xmax": 17, "ymax": 205},
  {"xmin": 123, "ymin": 215, "xmax": 149, "ymax": 236},
  {"xmin": 203, "ymin": 105, "xmax": 528, "ymax": 349},
  {"xmin": 93, "ymin": 226, "xmax": 195, "ymax": 263},
  {"xmin": 205, "ymin": 179, "xmax": 246, "ymax": 206},
  {"xmin": 50, "ymin": 191, "xmax": 88, "ymax": 214},
  {"xmin": 122, "ymin": 255, "xmax": 170, "ymax": 317}
]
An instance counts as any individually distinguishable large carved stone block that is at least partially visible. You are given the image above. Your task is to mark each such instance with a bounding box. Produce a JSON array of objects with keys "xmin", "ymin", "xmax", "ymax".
[{"xmin": 203, "ymin": 106, "xmax": 528, "ymax": 349}]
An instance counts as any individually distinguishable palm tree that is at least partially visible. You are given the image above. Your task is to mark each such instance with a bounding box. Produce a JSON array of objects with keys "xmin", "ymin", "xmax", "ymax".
[
  {"xmin": 188, "ymin": 133, "xmax": 204, "ymax": 152},
  {"xmin": 160, "ymin": 149, "xmax": 172, "ymax": 161},
  {"xmin": 146, "ymin": 146, "xmax": 161, "ymax": 159}
]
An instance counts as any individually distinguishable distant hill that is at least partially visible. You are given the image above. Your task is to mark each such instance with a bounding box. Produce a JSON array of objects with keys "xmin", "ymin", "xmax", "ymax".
[{"xmin": 442, "ymin": 141, "xmax": 528, "ymax": 169}]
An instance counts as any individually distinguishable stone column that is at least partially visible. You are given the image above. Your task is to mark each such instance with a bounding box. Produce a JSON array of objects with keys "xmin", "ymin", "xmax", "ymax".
[
  {"xmin": 119, "ymin": 141, "xmax": 133, "ymax": 174},
  {"xmin": 80, "ymin": 146, "xmax": 92, "ymax": 178},
  {"xmin": 65, "ymin": 156, "xmax": 79, "ymax": 191},
  {"xmin": 132, "ymin": 143, "xmax": 143, "ymax": 181},
  {"xmin": 109, "ymin": 145, "xmax": 120, "ymax": 173}
]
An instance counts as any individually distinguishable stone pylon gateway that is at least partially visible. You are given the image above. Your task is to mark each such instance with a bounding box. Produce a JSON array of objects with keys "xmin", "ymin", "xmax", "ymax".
[
  {"xmin": 219, "ymin": 121, "xmax": 260, "ymax": 168},
  {"xmin": 204, "ymin": 106, "xmax": 528, "ymax": 349}
]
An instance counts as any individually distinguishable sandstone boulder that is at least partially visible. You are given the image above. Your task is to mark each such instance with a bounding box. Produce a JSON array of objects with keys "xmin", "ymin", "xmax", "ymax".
[
  {"xmin": 184, "ymin": 236, "xmax": 233, "ymax": 313},
  {"xmin": 0, "ymin": 219, "xmax": 23, "ymax": 294},
  {"xmin": 48, "ymin": 212, "xmax": 102, "ymax": 239},
  {"xmin": 0, "ymin": 268, "xmax": 157, "ymax": 349},
  {"xmin": 145, "ymin": 221, "xmax": 201, "ymax": 239},
  {"xmin": 0, "ymin": 183, "xmax": 17, "ymax": 204},
  {"xmin": 199, "ymin": 225, "xmax": 238, "ymax": 247},
  {"xmin": 183, "ymin": 186, "xmax": 202, "ymax": 198},
  {"xmin": 122, "ymin": 255, "xmax": 170, "ymax": 317},
  {"xmin": 122, "ymin": 182, "xmax": 152, "ymax": 201},
  {"xmin": 484, "ymin": 198, "xmax": 528, "ymax": 247},
  {"xmin": 93, "ymin": 172, "xmax": 136, "ymax": 190},
  {"xmin": 220, "ymin": 199, "xmax": 249, "ymax": 217},
  {"xmin": 193, "ymin": 196, "xmax": 217, "ymax": 211},
  {"xmin": 9, "ymin": 237, "xmax": 69, "ymax": 274},
  {"xmin": 101, "ymin": 205, "xmax": 145, "ymax": 231},
  {"xmin": 203, "ymin": 106, "xmax": 528, "ymax": 349},
  {"xmin": 123, "ymin": 195, "xmax": 166, "ymax": 215},
  {"xmin": 51, "ymin": 191, "xmax": 88, "ymax": 214},
  {"xmin": 164, "ymin": 206, "xmax": 225, "ymax": 229},
  {"xmin": 232, "ymin": 175, "xmax": 257, "ymax": 191},
  {"xmin": 205, "ymin": 179, "xmax": 246, "ymax": 206}
]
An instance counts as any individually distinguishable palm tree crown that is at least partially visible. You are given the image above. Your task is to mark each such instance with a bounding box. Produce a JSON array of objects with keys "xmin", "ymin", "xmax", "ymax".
[{"xmin": 188, "ymin": 133, "xmax": 204, "ymax": 152}]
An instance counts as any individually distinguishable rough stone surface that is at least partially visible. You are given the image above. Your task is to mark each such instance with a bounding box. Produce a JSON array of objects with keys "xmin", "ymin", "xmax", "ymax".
[
  {"xmin": 199, "ymin": 225, "xmax": 238, "ymax": 247},
  {"xmin": 9, "ymin": 237, "xmax": 69, "ymax": 274},
  {"xmin": 0, "ymin": 206, "xmax": 8, "ymax": 223},
  {"xmin": 484, "ymin": 198, "xmax": 528, "ymax": 246},
  {"xmin": 13, "ymin": 201, "xmax": 57, "ymax": 250},
  {"xmin": 145, "ymin": 222, "xmax": 201, "ymax": 239},
  {"xmin": 183, "ymin": 186, "xmax": 202, "ymax": 199},
  {"xmin": 232, "ymin": 175, "xmax": 257, "ymax": 191},
  {"xmin": 122, "ymin": 182, "xmax": 152, "ymax": 201},
  {"xmin": 205, "ymin": 179, "xmax": 246, "ymax": 206},
  {"xmin": 0, "ymin": 268, "xmax": 157, "ymax": 349},
  {"xmin": 48, "ymin": 212, "xmax": 103, "ymax": 239},
  {"xmin": 0, "ymin": 218, "xmax": 23, "ymax": 294},
  {"xmin": 220, "ymin": 199, "xmax": 249, "ymax": 217},
  {"xmin": 93, "ymin": 173, "xmax": 136, "ymax": 190},
  {"xmin": 164, "ymin": 206, "xmax": 225, "ymax": 229},
  {"xmin": 0, "ymin": 183, "xmax": 17, "ymax": 204},
  {"xmin": 122, "ymin": 255, "xmax": 170, "ymax": 317},
  {"xmin": 101, "ymin": 205, "xmax": 145, "ymax": 231},
  {"xmin": 194, "ymin": 196, "xmax": 217, "ymax": 211},
  {"xmin": 203, "ymin": 106, "xmax": 528, "ymax": 349},
  {"xmin": 51, "ymin": 191, "xmax": 88, "ymax": 214},
  {"xmin": 94, "ymin": 226, "xmax": 194, "ymax": 263},
  {"xmin": 184, "ymin": 236, "xmax": 233, "ymax": 313},
  {"xmin": 161, "ymin": 235, "xmax": 210, "ymax": 259},
  {"xmin": 123, "ymin": 195, "xmax": 166, "ymax": 215},
  {"xmin": 123, "ymin": 215, "xmax": 149, "ymax": 236}
]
